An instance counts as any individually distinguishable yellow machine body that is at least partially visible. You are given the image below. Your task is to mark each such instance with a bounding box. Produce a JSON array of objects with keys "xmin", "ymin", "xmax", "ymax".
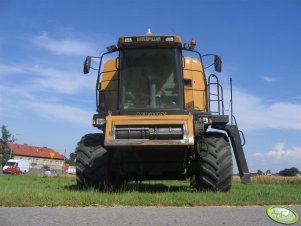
[{"xmin": 100, "ymin": 53, "xmax": 206, "ymax": 147}]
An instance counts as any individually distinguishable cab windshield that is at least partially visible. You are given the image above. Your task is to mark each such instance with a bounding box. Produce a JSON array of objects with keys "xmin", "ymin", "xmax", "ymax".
[
  {"xmin": 6, "ymin": 162, "xmax": 17, "ymax": 167},
  {"xmin": 119, "ymin": 48, "xmax": 183, "ymax": 111}
]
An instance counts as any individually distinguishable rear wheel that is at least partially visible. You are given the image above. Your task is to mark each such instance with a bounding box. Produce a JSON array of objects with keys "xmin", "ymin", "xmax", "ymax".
[
  {"xmin": 76, "ymin": 133, "xmax": 110, "ymax": 189},
  {"xmin": 194, "ymin": 132, "xmax": 233, "ymax": 191}
]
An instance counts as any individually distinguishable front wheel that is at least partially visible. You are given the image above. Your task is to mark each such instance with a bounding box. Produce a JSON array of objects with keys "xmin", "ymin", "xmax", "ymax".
[
  {"xmin": 194, "ymin": 132, "xmax": 233, "ymax": 192},
  {"xmin": 76, "ymin": 133, "xmax": 110, "ymax": 189}
]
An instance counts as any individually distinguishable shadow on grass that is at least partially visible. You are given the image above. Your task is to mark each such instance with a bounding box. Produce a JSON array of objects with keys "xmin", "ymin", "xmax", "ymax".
[{"xmin": 65, "ymin": 181, "xmax": 193, "ymax": 193}]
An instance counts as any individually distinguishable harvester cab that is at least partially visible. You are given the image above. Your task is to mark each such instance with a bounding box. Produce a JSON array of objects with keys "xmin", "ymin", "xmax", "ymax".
[{"xmin": 77, "ymin": 30, "xmax": 251, "ymax": 191}]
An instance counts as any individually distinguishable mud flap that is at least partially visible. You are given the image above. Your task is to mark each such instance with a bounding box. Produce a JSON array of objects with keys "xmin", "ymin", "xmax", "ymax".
[{"xmin": 212, "ymin": 124, "xmax": 252, "ymax": 184}]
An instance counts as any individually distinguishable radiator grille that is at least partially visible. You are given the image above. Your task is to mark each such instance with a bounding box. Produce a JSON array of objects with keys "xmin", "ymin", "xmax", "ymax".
[{"xmin": 115, "ymin": 125, "xmax": 183, "ymax": 140}]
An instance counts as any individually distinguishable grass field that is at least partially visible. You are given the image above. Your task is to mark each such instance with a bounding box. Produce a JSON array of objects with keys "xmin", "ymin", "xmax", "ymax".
[{"xmin": 0, "ymin": 174, "xmax": 300, "ymax": 207}]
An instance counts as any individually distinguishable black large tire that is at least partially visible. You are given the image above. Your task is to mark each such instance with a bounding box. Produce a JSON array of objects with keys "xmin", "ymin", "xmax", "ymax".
[
  {"xmin": 76, "ymin": 133, "xmax": 110, "ymax": 189},
  {"xmin": 194, "ymin": 132, "xmax": 233, "ymax": 192}
]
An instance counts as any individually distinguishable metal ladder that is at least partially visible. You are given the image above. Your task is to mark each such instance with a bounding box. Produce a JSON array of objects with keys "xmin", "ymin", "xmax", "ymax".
[{"xmin": 207, "ymin": 74, "xmax": 224, "ymax": 115}]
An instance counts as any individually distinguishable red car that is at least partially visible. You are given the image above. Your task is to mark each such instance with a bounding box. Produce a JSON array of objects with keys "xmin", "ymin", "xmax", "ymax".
[{"xmin": 3, "ymin": 166, "xmax": 23, "ymax": 175}]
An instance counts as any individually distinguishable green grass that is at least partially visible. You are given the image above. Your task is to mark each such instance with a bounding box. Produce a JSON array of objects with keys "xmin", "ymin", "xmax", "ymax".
[{"xmin": 0, "ymin": 174, "xmax": 300, "ymax": 207}]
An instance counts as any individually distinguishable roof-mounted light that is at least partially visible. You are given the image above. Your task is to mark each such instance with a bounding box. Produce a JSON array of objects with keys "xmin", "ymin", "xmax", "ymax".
[
  {"xmin": 182, "ymin": 38, "xmax": 197, "ymax": 51},
  {"xmin": 165, "ymin": 37, "xmax": 174, "ymax": 42},
  {"xmin": 124, "ymin": 37, "xmax": 133, "ymax": 43},
  {"xmin": 183, "ymin": 43, "xmax": 190, "ymax": 50},
  {"xmin": 190, "ymin": 38, "xmax": 196, "ymax": 46},
  {"xmin": 190, "ymin": 38, "xmax": 196, "ymax": 50}
]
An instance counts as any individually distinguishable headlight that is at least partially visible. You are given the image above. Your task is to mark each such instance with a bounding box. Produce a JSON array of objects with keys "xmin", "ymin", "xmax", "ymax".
[
  {"xmin": 93, "ymin": 118, "xmax": 106, "ymax": 127},
  {"xmin": 198, "ymin": 117, "xmax": 211, "ymax": 124}
]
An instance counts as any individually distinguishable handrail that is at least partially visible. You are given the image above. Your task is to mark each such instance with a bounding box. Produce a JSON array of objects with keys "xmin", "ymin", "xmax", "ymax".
[
  {"xmin": 208, "ymin": 74, "xmax": 224, "ymax": 115},
  {"xmin": 95, "ymin": 50, "xmax": 119, "ymax": 112}
]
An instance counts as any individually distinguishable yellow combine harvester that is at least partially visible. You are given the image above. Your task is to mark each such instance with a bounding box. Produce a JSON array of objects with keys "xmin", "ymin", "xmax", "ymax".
[{"xmin": 76, "ymin": 30, "xmax": 251, "ymax": 191}]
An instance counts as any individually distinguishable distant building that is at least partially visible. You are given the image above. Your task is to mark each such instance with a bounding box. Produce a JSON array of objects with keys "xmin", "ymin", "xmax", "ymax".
[{"xmin": 8, "ymin": 143, "xmax": 65, "ymax": 170}]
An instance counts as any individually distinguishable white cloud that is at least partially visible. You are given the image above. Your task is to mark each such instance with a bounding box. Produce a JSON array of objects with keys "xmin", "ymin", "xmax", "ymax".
[
  {"xmin": 0, "ymin": 64, "xmax": 27, "ymax": 75},
  {"xmin": 0, "ymin": 31, "xmax": 103, "ymax": 126},
  {"xmin": 228, "ymin": 87, "xmax": 301, "ymax": 131},
  {"xmin": 26, "ymin": 101, "xmax": 92, "ymax": 126},
  {"xmin": 255, "ymin": 143, "xmax": 301, "ymax": 159},
  {"xmin": 32, "ymin": 31, "xmax": 95, "ymax": 56},
  {"xmin": 31, "ymin": 65, "xmax": 95, "ymax": 94},
  {"xmin": 262, "ymin": 76, "xmax": 278, "ymax": 82},
  {"xmin": 0, "ymin": 81, "xmax": 93, "ymax": 125},
  {"xmin": 0, "ymin": 63, "xmax": 95, "ymax": 125},
  {"xmin": 0, "ymin": 63, "xmax": 95, "ymax": 95}
]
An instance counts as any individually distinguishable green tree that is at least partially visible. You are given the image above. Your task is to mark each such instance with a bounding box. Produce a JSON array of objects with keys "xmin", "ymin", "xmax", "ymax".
[
  {"xmin": 257, "ymin": 169, "xmax": 263, "ymax": 175},
  {"xmin": 279, "ymin": 167, "xmax": 299, "ymax": 176},
  {"xmin": 1, "ymin": 125, "xmax": 11, "ymax": 142},
  {"xmin": 65, "ymin": 152, "xmax": 76, "ymax": 166},
  {"xmin": 0, "ymin": 148, "xmax": 10, "ymax": 167},
  {"xmin": 0, "ymin": 125, "xmax": 13, "ymax": 167}
]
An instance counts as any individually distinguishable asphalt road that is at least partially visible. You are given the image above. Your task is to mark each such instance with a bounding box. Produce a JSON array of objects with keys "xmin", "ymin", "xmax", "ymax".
[{"xmin": 0, "ymin": 206, "xmax": 300, "ymax": 226}]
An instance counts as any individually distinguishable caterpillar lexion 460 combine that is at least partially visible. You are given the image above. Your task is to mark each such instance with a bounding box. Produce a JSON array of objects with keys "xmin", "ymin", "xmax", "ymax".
[{"xmin": 76, "ymin": 30, "xmax": 251, "ymax": 191}]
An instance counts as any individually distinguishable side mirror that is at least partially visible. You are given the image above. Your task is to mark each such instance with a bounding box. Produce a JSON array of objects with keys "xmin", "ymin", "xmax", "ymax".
[
  {"xmin": 214, "ymin": 55, "xmax": 222, "ymax": 72},
  {"xmin": 83, "ymin": 56, "xmax": 91, "ymax": 74}
]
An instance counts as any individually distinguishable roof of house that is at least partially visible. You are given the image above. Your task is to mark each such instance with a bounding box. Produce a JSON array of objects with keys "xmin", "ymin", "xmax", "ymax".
[{"xmin": 8, "ymin": 143, "xmax": 65, "ymax": 160}]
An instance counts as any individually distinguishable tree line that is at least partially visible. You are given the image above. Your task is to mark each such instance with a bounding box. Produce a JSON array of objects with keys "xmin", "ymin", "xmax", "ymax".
[{"xmin": 257, "ymin": 167, "xmax": 300, "ymax": 176}]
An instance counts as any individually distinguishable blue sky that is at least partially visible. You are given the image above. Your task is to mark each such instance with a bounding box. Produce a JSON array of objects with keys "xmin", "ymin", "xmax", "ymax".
[{"xmin": 0, "ymin": 0, "xmax": 300, "ymax": 173}]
